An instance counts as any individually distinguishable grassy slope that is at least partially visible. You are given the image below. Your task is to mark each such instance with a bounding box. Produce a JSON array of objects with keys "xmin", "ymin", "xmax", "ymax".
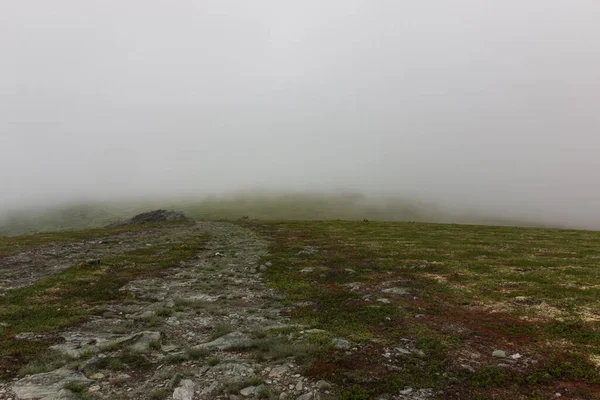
[
  {"xmin": 2, "ymin": 218, "xmax": 598, "ymax": 398},
  {"xmin": 245, "ymin": 220, "xmax": 600, "ymax": 399}
]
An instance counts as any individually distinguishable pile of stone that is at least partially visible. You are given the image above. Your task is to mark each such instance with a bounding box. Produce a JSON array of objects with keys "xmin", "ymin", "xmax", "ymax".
[{"xmin": 106, "ymin": 210, "xmax": 188, "ymax": 227}]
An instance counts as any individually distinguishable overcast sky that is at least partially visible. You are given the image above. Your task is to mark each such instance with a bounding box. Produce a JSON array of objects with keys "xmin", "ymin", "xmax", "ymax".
[{"xmin": 2, "ymin": 1, "xmax": 600, "ymax": 227}]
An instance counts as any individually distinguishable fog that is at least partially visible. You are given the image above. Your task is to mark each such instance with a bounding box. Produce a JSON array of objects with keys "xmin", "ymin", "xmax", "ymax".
[{"xmin": 2, "ymin": 1, "xmax": 600, "ymax": 229}]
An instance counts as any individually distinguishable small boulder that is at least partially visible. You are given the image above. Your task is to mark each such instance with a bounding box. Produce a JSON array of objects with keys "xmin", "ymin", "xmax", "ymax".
[
  {"xmin": 316, "ymin": 380, "xmax": 332, "ymax": 390},
  {"xmin": 194, "ymin": 332, "xmax": 251, "ymax": 350},
  {"xmin": 239, "ymin": 386, "xmax": 256, "ymax": 396},
  {"xmin": 492, "ymin": 350, "xmax": 507, "ymax": 358},
  {"xmin": 331, "ymin": 338, "xmax": 351, "ymax": 350},
  {"xmin": 381, "ymin": 287, "xmax": 409, "ymax": 295},
  {"xmin": 173, "ymin": 379, "xmax": 195, "ymax": 400}
]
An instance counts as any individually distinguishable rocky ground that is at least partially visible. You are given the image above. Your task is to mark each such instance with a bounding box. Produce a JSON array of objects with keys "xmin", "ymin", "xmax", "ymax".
[
  {"xmin": 0, "ymin": 222, "xmax": 345, "ymax": 400},
  {"xmin": 3, "ymin": 216, "xmax": 599, "ymax": 399}
]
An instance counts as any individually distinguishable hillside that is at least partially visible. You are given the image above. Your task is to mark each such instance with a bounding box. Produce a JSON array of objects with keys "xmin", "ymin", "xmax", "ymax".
[
  {"xmin": 0, "ymin": 217, "xmax": 599, "ymax": 399},
  {"xmin": 0, "ymin": 194, "xmax": 548, "ymax": 237}
]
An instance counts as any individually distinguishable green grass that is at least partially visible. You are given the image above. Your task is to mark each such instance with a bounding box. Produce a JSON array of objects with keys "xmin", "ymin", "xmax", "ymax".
[
  {"xmin": 19, "ymin": 349, "xmax": 77, "ymax": 376},
  {"xmin": 210, "ymin": 322, "xmax": 235, "ymax": 340},
  {"xmin": 245, "ymin": 220, "xmax": 600, "ymax": 399},
  {"xmin": 149, "ymin": 389, "xmax": 170, "ymax": 400},
  {"xmin": 63, "ymin": 380, "xmax": 88, "ymax": 393}
]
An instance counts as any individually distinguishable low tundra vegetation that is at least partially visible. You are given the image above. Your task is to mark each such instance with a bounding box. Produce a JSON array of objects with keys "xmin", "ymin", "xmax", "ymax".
[{"xmin": 245, "ymin": 220, "xmax": 600, "ymax": 399}]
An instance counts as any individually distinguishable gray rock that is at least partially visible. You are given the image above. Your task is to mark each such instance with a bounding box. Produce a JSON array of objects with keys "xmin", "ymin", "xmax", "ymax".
[
  {"xmin": 111, "ymin": 373, "xmax": 131, "ymax": 383},
  {"xmin": 269, "ymin": 364, "xmax": 289, "ymax": 378},
  {"xmin": 161, "ymin": 344, "xmax": 179, "ymax": 353},
  {"xmin": 88, "ymin": 385, "xmax": 101, "ymax": 392},
  {"xmin": 195, "ymin": 331, "xmax": 251, "ymax": 350},
  {"xmin": 397, "ymin": 388, "xmax": 437, "ymax": 399},
  {"xmin": 15, "ymin": 332, "xmax": 44, "ymax": 341},
  {"xmin": 89, "ymin": 372, "xmax": 105, "ymax": 380},
  {"xmin": 460, "ymin": 364, "xmax": 475, "ymax": 373},
  {"xmin": 138, "ymin": 310, "xmax": 156, "ymax": 319},
  {"xmin": 331, "ymin": 338, "xmax": 351, "ymax": 349},
  {"xmin": 240, "ymin": 386, "xmax": 256, "ymax": 396},
  {"xmin": 382, "ymin": 287, "xmax": 409, "ymax": 295},
  {"xmin": 297, "ymin": 393, "xmax": 313, "ymax": 400},
  {"xmin": 173, "ymin": 379, "xmax": 195, "ymax": 400},
  {"xmin": 42, "ymin": 389, "xmax": 79, "ymax": 400},
  {"xmin": 125, "ymin": 331, "xmax": 161, "ymax": 352},
  {"xmin": 11, "ymin": 368, "xmax": 91, "ymax": 399},
  {"xmin": 211, "ymin": 362, "xmax": 254, "ymax": 376},
  {"xmin": 492, "ymin": 350, "xmax": 507, "ymax": 358},
  {"xmin": 78, "ymin": 356, "xmax": 103, "ymax": 373},
  {"xmin": 201, "ymin": 381, "xmax": 220, "ymax": 395},
  {"xmin": 298, "ymin": 246, "xmax": 318, "ymax": 255},
  {"xmin": 399, "ymin": 387, "xmax": 413, "ymax": 395},
  {"xmin": 316, "ymin": 380, "xmax": 332, "ymax": 390},
  {"xmin": 106, "ymin": 210, "xmax": 188, "ymax": 227},
  {"xmin": 295, "ymin": 381, "xmax": 303, "ymax": 391}
]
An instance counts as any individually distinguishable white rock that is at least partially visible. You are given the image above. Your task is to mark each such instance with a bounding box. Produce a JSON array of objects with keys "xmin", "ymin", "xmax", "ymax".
[
  {"xmin": 399, "ymin": 387, "xmax": 413, "ymax": 395},
  {"xmin": 89, "ymin": 373, "xmax": 105, "ymax": 380},
  {"xmin": 239, "ymin": 386, "xmax": 256, "ymax": 396},
  {"xmin": 492, "ymin": 350, "xmax": 507, "ymax": 358},
  {"xmin": 195, "ymin": 332, "xmax": 251, "ymax": 350},
  {"xmin": 331, "ymin": 338, "xmax": 351, "ymax": 349},
  {"xmin": 173, "ymin": 379, "xmax": 195, "ymax": 400},
  {"xmin": 381, "ymin": 287, "xmax": 409, "ymax": 295}
]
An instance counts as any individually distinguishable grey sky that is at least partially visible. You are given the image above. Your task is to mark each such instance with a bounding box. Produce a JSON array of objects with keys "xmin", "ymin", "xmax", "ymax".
[{"xmin": 2, "ymin": 1, "xmax": 600, "ymax": 227}]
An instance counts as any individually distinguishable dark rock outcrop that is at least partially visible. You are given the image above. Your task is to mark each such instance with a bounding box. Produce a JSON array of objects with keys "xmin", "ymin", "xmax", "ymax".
[{"xmin": 107, "ymin": 210, "xmax": 188, "ymax": 227}]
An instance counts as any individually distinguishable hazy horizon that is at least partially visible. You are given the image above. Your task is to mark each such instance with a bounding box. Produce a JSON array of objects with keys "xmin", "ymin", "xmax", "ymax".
[{"xmin": 2, "ymin": 1, "xmax": 600, "ymax": 229}]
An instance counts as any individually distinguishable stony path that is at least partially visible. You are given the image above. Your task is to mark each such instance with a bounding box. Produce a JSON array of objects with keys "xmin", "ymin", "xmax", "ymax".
[
  {"xmin": 0, "ymin": 224, "xmax": 200, "ymax": 293},
  {"xmin": 1, "ymin": 222, "xmax": 333, "ymax": 400}
]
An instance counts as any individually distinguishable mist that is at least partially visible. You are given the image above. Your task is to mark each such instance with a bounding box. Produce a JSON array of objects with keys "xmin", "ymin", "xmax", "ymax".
[{"xmin": 2, "ymin": 1, "xmax": 600, "ymax": 229}]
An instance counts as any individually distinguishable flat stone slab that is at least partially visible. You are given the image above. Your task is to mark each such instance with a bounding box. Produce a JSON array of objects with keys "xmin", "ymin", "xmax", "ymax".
[
  {"xmin": 381, "ymin": 287, "xmax": 409, "ymax": 295},
  {"xmin": 194, "ymin": 331, "xmax": 251, "ymax": 350},
  {"xmin": 50, "ymin": 330, "xmax": 160, "ymax": 357},
  {"xmin": 11, "ymin": 368, "xmax": 91, "ymax": 399}
]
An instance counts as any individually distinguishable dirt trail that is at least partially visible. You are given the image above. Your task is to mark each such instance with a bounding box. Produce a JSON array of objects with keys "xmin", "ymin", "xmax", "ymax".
[{"xmin": 1, "ymin": 222, "xmax": 333, "ymax": 400}]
